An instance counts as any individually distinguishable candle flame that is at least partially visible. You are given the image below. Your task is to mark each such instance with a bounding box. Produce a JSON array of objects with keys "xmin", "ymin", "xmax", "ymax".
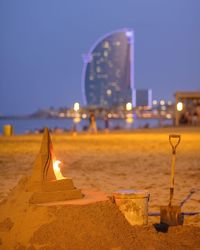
[{"xmin": 53, "ymin": 160, "xmax": 65, "ymax": 180}]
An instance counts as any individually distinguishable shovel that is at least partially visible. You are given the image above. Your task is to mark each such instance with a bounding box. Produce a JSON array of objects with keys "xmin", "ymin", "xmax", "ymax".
[{"xmin": 160, "ymin": 134, "xmax": 184, "ymax": 226}]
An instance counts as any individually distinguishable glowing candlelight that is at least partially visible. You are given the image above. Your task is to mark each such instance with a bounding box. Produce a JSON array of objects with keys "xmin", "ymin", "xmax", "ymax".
[{"xmin": 53, "ymin": 160, "xmax": 65, "ymax": 180}]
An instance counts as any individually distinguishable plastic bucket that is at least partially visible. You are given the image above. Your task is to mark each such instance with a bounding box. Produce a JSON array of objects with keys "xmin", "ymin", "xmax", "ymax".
[
  {"xmin": 113, "ymin": 189, "xmax": 150, "ymax": 226},
  {"xmin": 3, "ymin": 124, "xmax": 13, "ymax": 136}
]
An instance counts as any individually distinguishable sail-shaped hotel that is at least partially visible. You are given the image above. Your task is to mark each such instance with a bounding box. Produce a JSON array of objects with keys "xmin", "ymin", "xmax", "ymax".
[{"xmin": 82, "ymin": 29, "xmax": 135, "ymax": 108}]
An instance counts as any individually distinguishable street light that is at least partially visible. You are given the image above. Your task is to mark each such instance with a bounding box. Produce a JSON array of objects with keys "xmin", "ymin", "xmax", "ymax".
[
  {"xmin": 160, "ymin": 100, "xmax": 165, "ymax": 106},
  {"xmin": 152, "ymin": 100, "xmax": 158, "ymax": 105},
  {"xmin": 177, "ymin": 102, "xmax": 183, "ymax": 111},
  {"xmin": 126, "ymin": 102, "xmax": 132, "ymax": 111},
  {"xmin": 73, "ymin": 102, "xmax": 81, "ymax": 125},
  {"xmin": 125, "ymin": 102, "xmax": 133, "ymax": 124},
  {"xmin": 73, "ymin": 102, "xmax": 80, "ymax": 112}
]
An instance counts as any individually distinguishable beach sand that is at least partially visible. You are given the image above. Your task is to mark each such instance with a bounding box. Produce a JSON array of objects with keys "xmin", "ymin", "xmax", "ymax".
[{"xmin": 0, "ymin": 127, "xmax": 200, "ymax": 249}]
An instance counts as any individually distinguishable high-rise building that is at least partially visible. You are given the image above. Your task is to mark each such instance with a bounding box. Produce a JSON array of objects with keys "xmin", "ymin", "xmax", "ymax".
[
  {"xmin": 134, "ymin": 89, "xmax": 152, "ymax": 107},
  {"xmin": 82, "ymin": 28, "xmax": 134, "ymax": 107}
]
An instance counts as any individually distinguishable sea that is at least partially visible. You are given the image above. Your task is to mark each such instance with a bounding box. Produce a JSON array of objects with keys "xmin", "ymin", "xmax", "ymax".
[{"xmin": 0, "ymin": 118, "xmax": 173, "ymax": 135}]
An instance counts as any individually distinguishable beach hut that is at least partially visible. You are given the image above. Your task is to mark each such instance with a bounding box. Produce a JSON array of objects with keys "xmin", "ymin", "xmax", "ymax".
[{"xmin": 175, "ymin": 91, "xmax": 200, "ymax": 126}]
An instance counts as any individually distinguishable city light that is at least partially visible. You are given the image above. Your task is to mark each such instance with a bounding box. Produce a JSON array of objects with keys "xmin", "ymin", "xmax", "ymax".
[
  {"xmin": 73, "ymin": 116, "xmax": 81, "ymax": 123},
  {"xmin": 125, "ymin": 30, "xmax": 133, "ymax": 38},
  {"xmin": 126, "ymin": 102, "xmax": 132, "ymax": 111},
  {"xmin": 82, "ymin": 113, "xmax": 87, "ymax": 119},
  {"xmin": 160, "ymin": 100, "xmax": 165, "ymax": 106},
  {"xmin": 59, "ymin": 113, "xmax": 65, "ymax": 118},
  {"xmin": 106, "ymin": 89, "xmax": 112, "ymax": 96},
  {"xmin": 161, "ymin": 106, "xmax": 166, "ymax": 111},
  {"xmin": 167, "ymin": 100, "xmax": 172, "ymax": 105},
  {"xmin": 177, "ymin": 102, "xmax": 183, "ymax": 111},
  {"xmin": 73, "ymin": 102, "xmax": 80, "ymax": 112},
  {"xmin": 166, "ymin": 114, "xmax": 172, "ymax": 119},
  {"xmin": 152, "ymin": 100, "xmax": 158, "ymax": 105},
  {"xmin": 126, "ymin": 117, "xmax": 134, "ymax": 123}
]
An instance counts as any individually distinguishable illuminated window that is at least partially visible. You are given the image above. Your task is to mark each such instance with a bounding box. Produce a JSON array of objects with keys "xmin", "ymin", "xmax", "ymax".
[
  {"xmin": 106, "ymin": 89, "xmax": 112, "ymax": 96},
  {"xmin": 96, "ymin": 66, "xmax": 101, "ymax": 73},
  {"xmin": 103, "ymin": 41, "xmax": 109, "ymax": 49},
  {"xmin": 104, "ymin": 51, "xmax": 108, "ymax": 57},
  {"xmin": 116, "ymin": 41, "xmax": 120, "ymax": 46}
]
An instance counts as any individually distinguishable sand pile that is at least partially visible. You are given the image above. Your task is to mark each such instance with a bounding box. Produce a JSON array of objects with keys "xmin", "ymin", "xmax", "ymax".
[
  {"xmin": 0, "ymin": 177, "xmax": 200, "ymax": 250},
  {"xmin": 0, "ymin": 129, "xmax": 200, "ymax": 249}
]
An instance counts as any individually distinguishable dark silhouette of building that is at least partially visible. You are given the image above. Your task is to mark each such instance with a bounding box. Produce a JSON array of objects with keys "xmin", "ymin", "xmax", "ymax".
[
  {"xmin": 82, "ymin": 28, "xmax": 134, "ymax": 108},
  {"xmin": 135, "ymin": 89, "xmax": 152, "ymax": 107}
]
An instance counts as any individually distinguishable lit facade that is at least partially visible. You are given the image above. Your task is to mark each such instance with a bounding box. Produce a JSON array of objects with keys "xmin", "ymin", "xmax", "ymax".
[{"xmin": 82, "ymin": 29, "xmax": 134, "ymax": 107}]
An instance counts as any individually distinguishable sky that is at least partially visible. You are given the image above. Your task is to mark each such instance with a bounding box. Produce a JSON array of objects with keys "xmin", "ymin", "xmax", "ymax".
[{"xmin": 0, "ymin": 0, "xmax": 200, "ymax": 115}]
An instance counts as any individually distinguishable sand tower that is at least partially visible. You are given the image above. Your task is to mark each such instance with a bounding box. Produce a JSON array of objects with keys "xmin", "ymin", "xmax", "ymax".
[{"xmin": 28, "ymin": 128, "xmax": 83, "ymax": 203}]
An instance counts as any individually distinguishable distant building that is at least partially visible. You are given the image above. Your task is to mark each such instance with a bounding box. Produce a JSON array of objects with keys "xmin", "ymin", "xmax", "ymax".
[
  {"xmin": 82, "ymin": 28, "xmax": 134, "ymax": 108},
  {"xmin": 175, "ymin": 91, "xmax": 200, "ymax": 126},
  {"xmin": 134, "ymin": 89, "xmax": 152, "ymax": 107}
]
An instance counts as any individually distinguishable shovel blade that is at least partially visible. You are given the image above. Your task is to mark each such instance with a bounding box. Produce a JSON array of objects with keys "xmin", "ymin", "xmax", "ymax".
[{"xmin": 160, "ymin": 205, "xmax": 184, "ymax": 226}]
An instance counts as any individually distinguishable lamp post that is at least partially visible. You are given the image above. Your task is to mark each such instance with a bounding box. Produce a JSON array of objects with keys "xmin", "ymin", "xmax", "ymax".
[
  {"xmin": 125, "ymin": 102, "xmax": 133, "ymax": 125},
  {"xmin": 175, "ymin": 101, "xmax": 183, "ymax": 126},
  {"xmin": 73, "ymin": 102, "xmax": 80, "ymax": 112},
  {"xmin": 126, "ymin": 102, "xmax": 132, "ymax": 111},
  {"xmin": 72, "ymin": 102, "xmax": 81, "ymax": 134},
  {"xmin": 177, "ymin": 102, "xmax": 183, "ymax": 112}
]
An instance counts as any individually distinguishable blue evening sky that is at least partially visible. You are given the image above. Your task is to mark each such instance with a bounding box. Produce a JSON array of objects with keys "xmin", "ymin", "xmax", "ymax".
[{"xmin": 0, "ymin": 0, "xmax": 199, "ymax": 115}]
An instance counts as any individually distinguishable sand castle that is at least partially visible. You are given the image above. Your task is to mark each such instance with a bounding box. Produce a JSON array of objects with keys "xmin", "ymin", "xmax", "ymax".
[{"xmin": 28, "ymin": 127, "xmax": 83, "ymax": 203}]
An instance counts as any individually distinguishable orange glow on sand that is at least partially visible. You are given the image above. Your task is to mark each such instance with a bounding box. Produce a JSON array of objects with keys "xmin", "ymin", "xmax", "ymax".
[{"xmin": 53, "ymin": 160, "xmax": 65, "ymax": 180}]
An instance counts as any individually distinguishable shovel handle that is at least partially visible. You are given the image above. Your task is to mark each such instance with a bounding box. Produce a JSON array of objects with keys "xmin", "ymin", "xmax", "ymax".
[
  {"xmin": 169, "ymin": 153, "xmax": 176, "ymax": 207},
  {"xmin": 169, "ymin": 134, "xmax": 181, "ymax": 154},
  {"xmin": 168, "ymin": 134, "xmax": 181, "ymax": 207}
]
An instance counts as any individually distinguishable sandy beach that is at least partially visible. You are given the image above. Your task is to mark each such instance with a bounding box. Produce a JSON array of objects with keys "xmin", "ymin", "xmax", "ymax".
[{"xmin": 0, "ymin": 127, "xmax": 200, "ymax": 249}]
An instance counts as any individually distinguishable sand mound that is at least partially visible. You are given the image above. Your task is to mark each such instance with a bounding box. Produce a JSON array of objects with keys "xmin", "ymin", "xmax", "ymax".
[{"xmin": 0, "ymin": 177, "xmax": 200, "ymax": 250}]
